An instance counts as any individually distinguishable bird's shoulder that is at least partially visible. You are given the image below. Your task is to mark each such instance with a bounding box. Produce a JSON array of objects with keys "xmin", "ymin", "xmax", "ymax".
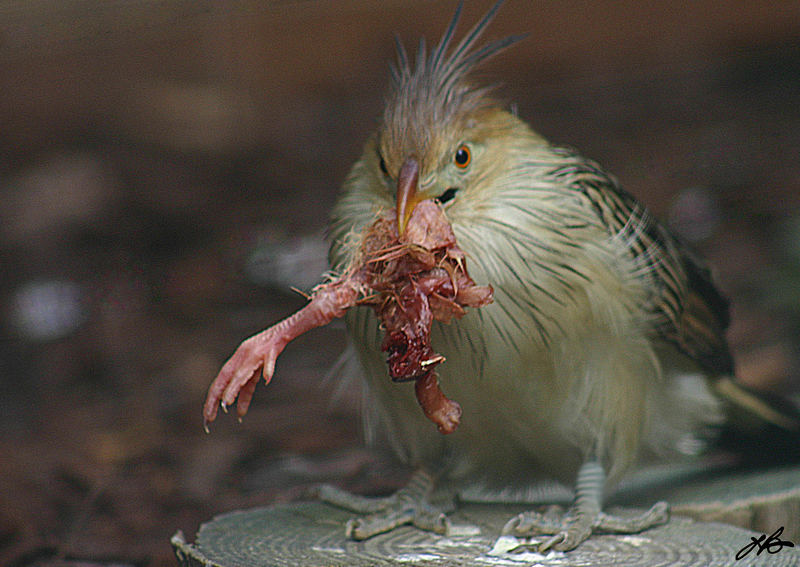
[{"xmin": 546, "ymin": 146, "xmax": 734, "ymax": 375}]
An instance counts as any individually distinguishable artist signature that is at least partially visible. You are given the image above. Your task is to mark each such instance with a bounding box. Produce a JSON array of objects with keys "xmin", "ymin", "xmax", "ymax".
[{"xmin": 735, "ymin": 526, "xmax": 795, "ymax": 560}]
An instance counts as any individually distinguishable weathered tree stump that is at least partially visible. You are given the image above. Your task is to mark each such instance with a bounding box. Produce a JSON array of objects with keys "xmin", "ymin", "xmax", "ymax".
[
  {"xmin": 172, "ymin": 465, "xmax": 800, "ymax": 567},
  {"xmin": 643, "ymin": 464, "xmax": 800, "ymax": 542}
]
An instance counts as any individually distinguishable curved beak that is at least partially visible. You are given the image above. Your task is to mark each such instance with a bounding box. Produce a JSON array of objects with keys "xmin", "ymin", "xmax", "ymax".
[{"xmin": 396, "ymin": 157, "xmax": 422, "ymax": 236}]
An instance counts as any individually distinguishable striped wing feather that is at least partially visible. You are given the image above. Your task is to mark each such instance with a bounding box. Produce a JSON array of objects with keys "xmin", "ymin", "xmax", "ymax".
[{"xmin": 551, "ymin": 148, "xmax": 734, "ymax": 376}]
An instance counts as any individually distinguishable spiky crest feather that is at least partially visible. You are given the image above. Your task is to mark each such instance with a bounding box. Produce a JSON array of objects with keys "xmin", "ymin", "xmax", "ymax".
[{"xmin": 380, "ymin": 0, "xmax": 525, "ymax": 171}]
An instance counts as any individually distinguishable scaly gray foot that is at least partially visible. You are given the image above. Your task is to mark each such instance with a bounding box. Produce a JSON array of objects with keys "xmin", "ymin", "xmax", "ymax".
[
  {"xmin": 503, "ymin": 501, "xmax": 670, "ymax": 551},
  {"xmin": 315, "ymin": 469, "xmax": 454, "ymax": 540},
  {"xmin": 502, "ymin": 461, "xmax": 669, "ymax": 552}
]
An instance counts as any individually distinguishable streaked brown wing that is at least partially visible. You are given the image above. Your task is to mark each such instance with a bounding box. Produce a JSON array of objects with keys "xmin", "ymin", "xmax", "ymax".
[
  {"xmin": 647, "ymin": 226, "xmax": 733, "ymax": 375},
  {"xmin": 551, "ymin": 148, "xmax": 734, "ymax": 376}
]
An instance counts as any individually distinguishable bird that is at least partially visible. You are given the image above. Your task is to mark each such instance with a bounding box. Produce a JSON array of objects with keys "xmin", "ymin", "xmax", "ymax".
[
  {"xmin": 206, "ymin": 0, "xmax": 800, "ymax": 552},
  {"xmin": 320, "ymin": 0, "xmax": 800, "ymax": 551}
]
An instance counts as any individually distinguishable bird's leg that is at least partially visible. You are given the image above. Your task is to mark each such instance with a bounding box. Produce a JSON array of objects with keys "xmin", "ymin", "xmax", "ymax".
[
  {"xmin": 315, "ymin": 469, "xmax": 454, "ymax": 540},
  {"xmin": 502, "ymin": 460, "xmax": 669, "ymax": 552}
]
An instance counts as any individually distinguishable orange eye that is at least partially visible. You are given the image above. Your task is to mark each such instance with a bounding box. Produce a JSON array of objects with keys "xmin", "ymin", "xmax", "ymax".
[{"xmin": 454, "ymin": 145, "xmax": 471, "ymax": 168}]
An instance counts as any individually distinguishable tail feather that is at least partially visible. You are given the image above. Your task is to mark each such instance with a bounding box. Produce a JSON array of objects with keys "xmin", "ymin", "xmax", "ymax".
[
  {"xmin": 713, "ymin": 376, "xmax": 800, "ymax": 466},
  {"xmin": 714, "ymin": 377, "xmax": 800, "ymax": 433}
]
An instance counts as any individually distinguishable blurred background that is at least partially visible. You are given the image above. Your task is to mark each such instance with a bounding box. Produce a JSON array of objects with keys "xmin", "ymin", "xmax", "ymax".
[{"xmin": 1, "ymin": 1, "xmax": 800, "ymax": 565}]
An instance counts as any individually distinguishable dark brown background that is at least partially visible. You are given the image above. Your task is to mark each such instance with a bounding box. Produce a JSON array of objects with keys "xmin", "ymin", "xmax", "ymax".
[{"xmin": 2, "ymin": 1, "xmax": 800, "ymax": 565}]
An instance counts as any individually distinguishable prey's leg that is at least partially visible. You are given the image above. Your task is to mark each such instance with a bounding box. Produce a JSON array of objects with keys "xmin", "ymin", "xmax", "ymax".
[
  {"xmin": 502, "ymin": 461, "xmax": 669, "ymax": 552},
  {"xmin": 316, "ymin": 469, "xmax": 454, "ymax": 540}
]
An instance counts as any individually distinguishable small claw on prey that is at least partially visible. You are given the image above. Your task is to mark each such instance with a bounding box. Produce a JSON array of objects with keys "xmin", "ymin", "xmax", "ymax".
[
  {"xmin": 263, "ymin": 359, "xmax": 276, "ymax": 385},
  {"xmin": 220, "ymin": 402, "xmax": 228, "ymax": 413},
  {"xmin": 203, "ymin": 421, "xmax": 210, "ymax": 434}
]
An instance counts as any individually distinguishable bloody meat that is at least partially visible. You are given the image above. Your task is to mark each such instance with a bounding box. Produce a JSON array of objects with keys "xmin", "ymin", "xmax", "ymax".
[{"xmin": 203, "ymin": 199, "xmax": 493, "ymax": 434}]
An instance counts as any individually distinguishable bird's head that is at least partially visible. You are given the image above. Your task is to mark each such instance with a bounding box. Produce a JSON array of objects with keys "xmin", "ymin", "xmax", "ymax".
[{"xmin": 342, "ymin": 1, "xmax": 530, "ymax": 239}]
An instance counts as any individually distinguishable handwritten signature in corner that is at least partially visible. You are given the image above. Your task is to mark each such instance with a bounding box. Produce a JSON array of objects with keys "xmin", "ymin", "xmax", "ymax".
[{"xmin": 735, "ymin": 526, "xmax": 795, "ymax": 560}]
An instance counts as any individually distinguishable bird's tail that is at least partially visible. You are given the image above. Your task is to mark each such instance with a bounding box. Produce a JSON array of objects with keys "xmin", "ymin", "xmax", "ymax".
[{"xmin": 712, "ymin": 376, "xmax": 800, "ymax": 464}]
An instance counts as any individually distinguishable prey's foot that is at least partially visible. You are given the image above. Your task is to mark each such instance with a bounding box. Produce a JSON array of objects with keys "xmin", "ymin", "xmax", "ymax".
[
  {"xmin": 315, "ymin": 470, "xmax": 454, "ymax": 540},
  {"xmin": 502, "ymin": 501, "xmax": 669, "ymax": 552}
]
